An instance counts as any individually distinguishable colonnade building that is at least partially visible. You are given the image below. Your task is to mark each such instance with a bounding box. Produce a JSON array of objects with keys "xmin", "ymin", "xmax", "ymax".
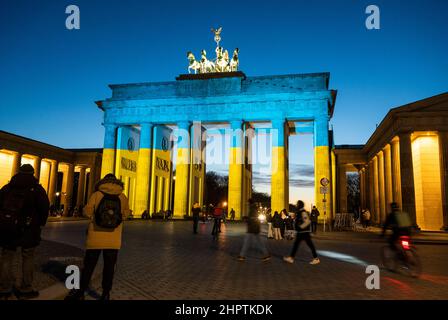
[
  {"xmin": 0, "ymin": 130, "xmax": 102, "ymax": 212},
  {"xmin": 334, "ymin": 92, "xmax": 448, "ymax": 231}
]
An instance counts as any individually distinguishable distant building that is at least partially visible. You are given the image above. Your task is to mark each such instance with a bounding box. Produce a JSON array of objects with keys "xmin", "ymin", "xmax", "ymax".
[
  {"xmin": 334, "ymin": 92, "xmax": 448, "ymax": 231},
  {"xmin": 0, "ymin": 130, "xmax": 102, "ymax": 213}
]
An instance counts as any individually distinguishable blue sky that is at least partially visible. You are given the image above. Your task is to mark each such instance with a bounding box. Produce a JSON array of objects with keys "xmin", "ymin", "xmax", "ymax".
[{"xmin": 1, "ymin": 0, "xmax": 447, "ymax": 205}]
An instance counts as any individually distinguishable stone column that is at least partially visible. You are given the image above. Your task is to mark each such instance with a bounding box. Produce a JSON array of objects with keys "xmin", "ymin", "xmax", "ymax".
[
  {"xmin": 134, "ymin": 123, "xmax": 153, "ymax": 217},
  {"xmin": 228, "ymin": 120, "xmax": 244, "ymax": 219},
  {"xmin": 174, "ymin": 121, "xmax": 191, "ymax": 218},
  {"xmin": 338, "ymin": 165, "xmax": 347, "ymax": 213},
  {"xmin": 360, "ymin": 169, "xmax": 366, "ymax": 209},
  {"xmin": 314, "ymin": 116, "xmax": 331, "ymax": 220},
  {"xmin": 399, "ymin": 132, "xmax": 417, "ymax": 227},
  {"xmin": 63, "ymin": 164, "xmax": 75, "ymax": 216},
  {"xmin": 368, "ymin": 161, "xmax": 375, "ymax": 215},
  {"xmin": 384, "ymin": 144, "xmax": 394, "ymax": 213},
  {"xmin": 48, "ymin": 160, "xmax": 59, "ymax": 205},
  {"xmin": 378, "ymin": 151, "xmax": 386, "ymax": 223},
  {"xmin": 34, "ymin": 156, "xmax": 42, "ymax": 180},
  {"xmin": 373, "ymin": 156, "xmax": 380, "ymax": 224},
  {"xmin": 391, "ymin": 138, "xmax": 402, "ymax": 208},
  {"xmin": 438, "ymin": 131, "xmax": 448, "ymax": 230},
  {"xmin": 76, "ymin": 166, "xmax": 86, "ymax": 208},
  {"xmin": 271, "ymin": 119, "xmax": 288, "ymax": 214},
  {"xmin": 11, "ymin": 152, "xmax": 22, "ymax": 176},
  {"xmin": 101, "ymin": 124, "xmax": 117, "ymax": 178}
]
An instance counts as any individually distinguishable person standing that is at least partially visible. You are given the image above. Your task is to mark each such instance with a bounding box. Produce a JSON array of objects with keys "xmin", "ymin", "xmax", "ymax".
[
  {"xmin": 192, "ymin": 202, "xmax": 201, "ymax": 234},
  {"xmin": 283, "ymin": 200, "xmax": 320, "ymax": 265},
  {"xmin": 65, "ymin": 173, "xmax": 130, "ymax": 300},
  {"xmin": 230, "ymin": 208, "xmax": 235, "ymax": 221},
  {"xmin": 211, "ymin": 206, "xmax": 222, "ymax": 238},
  {"xmin": 272, "ymin": 211, "xmax": 283, "ymax": 240},
  {"xmin": 237, "ymin": 199, "xmax": 270, "ymax": 261},
  {"xmin": 310, "ymin": 206, "xmax": 320, "ymax": 234},
  {"xmin": 0, "ymin": 164, "xmax": 50, "ymax": 300},
  {"xmin": 362, "ymin": 209, "xmax": 371, "ymax": 228}
]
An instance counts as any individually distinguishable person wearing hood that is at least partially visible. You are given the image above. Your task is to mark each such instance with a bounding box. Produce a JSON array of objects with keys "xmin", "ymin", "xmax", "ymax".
[
  {"xmin": 65, "ymin": 173, "xmax": 130, "ymax": 300},
  {"xmin": 0, "ymin": 164, "xmax": 49, "ymax": 300}
]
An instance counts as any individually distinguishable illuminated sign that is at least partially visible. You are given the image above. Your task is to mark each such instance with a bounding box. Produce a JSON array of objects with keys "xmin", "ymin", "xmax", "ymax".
[{"xmin": 121, "ymin": 157, "xmax": 137, "ymax": 172}]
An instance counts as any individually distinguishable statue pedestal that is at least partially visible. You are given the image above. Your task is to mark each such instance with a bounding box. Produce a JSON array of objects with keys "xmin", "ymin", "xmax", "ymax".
[{"xmin": 176, "ymin": 71, "xmax": 246, "ymax": 81}]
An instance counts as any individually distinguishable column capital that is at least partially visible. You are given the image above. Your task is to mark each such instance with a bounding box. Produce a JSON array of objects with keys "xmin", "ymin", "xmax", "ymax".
[
  {"xmin": 229, "ymin": 119, "xmax": 243, "ymax": 129},
  {"xmin": 140, "ymin": 122, "xmax": 154, "ymax": 128},
  {"xmin": 177, "ymin": 121, "xmax": 192, "ymax": 130},
  {"xmin": 271, "ymin": 118, "xmax": 285, "ymax": 128}
]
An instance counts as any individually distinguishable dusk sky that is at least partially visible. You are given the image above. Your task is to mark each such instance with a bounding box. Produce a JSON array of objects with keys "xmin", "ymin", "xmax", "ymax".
[{"xmin": 1, "ymin": 0, "xmax": 447, "ymax": 205}]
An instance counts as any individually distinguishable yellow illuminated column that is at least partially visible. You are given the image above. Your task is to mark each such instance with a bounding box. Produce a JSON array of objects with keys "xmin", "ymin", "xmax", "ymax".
[
  {"xmin": 378, "ymin": 151, "xmax": 386, "ymax": 223},
  {"xmin": 331, "ymin": 150, "xmax": 336, "ymax": 220},
  {"xmin": 399, "ymin": 132, "xmax": 417, "ymax": 227},
  {"xmin": 174, "ymin": 121, "xmax": 191, "ymax": 218},
  {"xmin": 384, "ymin": 144, "xmax": 393, "ymax": 212},
  {"xmin": 229, "ymin": 120, "xmax": 244, "ymax": 219},
  {"xmin": 76, "ymin": 166, "xmax": 86, "ymax": 208},
  {"xmin": 101, "ymin": 124, "xmax": 117, "ymax": 178},
  {"xmin": 63, "ymin": 164, "xmax": 74, "ymax": 215},
  {"xmin": 314, "ymin": 116, "xmax": 331, "ymax": 221},
  {"xmin": 391, "ymin": 138, "xmax": 402, "ymax": 209},
  {"xmin": 438, "ymin": 131, "xmax": 448, "ymax": 231},
  {"xmin": 34, "ymin": 157, "xmax": 41, "ymax": 180},
  {"xmin": 48, "ymin": 160, "xmax": 59, "ymax": 205},
  {"xmin": 359, "ymin": 169, "xmax": 365, "ymax": 209},
  {"xmin": 134, "ymin": 123, "xmax": 153, "ymax": 217},
  {"xmin": 373, "ymin": 156, "xmax": 380, "ymax": 224},
  {"xmin": 368, "ymin": 161, "xmax": 375, "ymax": 216},
  {"xmin": 11, "ymin": 152, "xmax": 22, "ymax": 176}
]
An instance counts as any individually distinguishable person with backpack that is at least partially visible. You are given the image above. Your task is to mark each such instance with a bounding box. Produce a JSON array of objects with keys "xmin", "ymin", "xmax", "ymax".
[
  {"xmin": 0, "ymin": 164, "xmax": 49, "ymax": 300},
  {"xmin": 283, "ymin": 200, "xmax": 320, "ymax": 265},
  {"xmin": 310, "ymin": 206, "xmax": 320, "ymax": 234},
  {"xmin": 65, "ymin": 173, "xmax": 130, "ymax": 300}
]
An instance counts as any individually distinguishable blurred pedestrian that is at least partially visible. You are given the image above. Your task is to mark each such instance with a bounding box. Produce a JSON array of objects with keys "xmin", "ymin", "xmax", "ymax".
[
  {"xmin": 192, "ymin": 202, "xmax": 201, "ymax": 234},
  {"xmin": 283, "ymin": 200, "xmax": 320, "ymax": 265},
  {"xmin": 238, "ymin": 199, "xmax": 270, "ymax": 261}
]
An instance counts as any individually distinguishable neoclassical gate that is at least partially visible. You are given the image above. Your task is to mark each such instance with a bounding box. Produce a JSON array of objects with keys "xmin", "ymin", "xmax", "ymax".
[
  {"xmin": 96, "ymin": 71, "xmax": 336, "ymax": 219},
  {"xmin": 96, "ymin": 28, "xmax": 337, "ymax": 220}
]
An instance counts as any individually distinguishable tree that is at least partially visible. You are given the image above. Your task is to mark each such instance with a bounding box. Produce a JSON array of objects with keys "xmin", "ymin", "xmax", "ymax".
[
  {"xmin": 347, "ymin": 172, "xmax": 360, "ymax": 215},
  {"xmin": 204, "ymin": 171, "xmax": 228, "ymax": 207}
]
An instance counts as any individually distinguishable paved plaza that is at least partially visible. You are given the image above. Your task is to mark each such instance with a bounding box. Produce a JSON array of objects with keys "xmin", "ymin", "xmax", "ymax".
[{"xmin": 39, "ymin": 220, "xmax": 448, "ymax": 300}]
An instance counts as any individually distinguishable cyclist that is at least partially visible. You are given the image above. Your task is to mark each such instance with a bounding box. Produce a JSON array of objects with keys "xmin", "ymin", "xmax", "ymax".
[{"xmin": 382, "ymin": 202, "xmax": 412, "ymax": 251}]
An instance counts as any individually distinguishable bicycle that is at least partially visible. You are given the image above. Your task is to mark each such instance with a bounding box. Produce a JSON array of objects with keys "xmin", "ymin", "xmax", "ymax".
[{"xmin": 381, "ymin": 235, "xmax": 422, "ymax": 278}]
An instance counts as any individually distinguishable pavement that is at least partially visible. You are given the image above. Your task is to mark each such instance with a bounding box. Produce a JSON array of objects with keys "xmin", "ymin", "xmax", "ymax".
[
  {"xmin": 37, "ymin": 220, "xmax": 448, "ymax": 300},
  {"xmin": 0, "ymin": 239, "xmax": 85, "ymax": 300},
  {"xmin": 313, "ymin": 226, "xmax": 448, "ymax": 245}
]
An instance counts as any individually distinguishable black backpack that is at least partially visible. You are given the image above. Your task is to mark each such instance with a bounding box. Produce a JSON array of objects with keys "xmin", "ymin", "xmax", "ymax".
[
  {"xmin": 0, "ymin": 185, "xmax": 35, "ymax": 235},
  {"xmin": 95, "ymin": 192, "xmax": 122, "ymax": 229}
]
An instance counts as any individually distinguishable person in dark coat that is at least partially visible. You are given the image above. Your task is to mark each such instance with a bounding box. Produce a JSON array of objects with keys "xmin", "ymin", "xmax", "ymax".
[
  {"xmin": 310, "ymin": 206, "xmax": 320, "ymax": 234},
  {"xmin": 237, "ymin": 199, "xmax": 270, "ymax": 261},
  {"xmin": 272, "ymin": 211, "xmax": 283, "ymax": 240},
  {"xmin": 192, "ymin": 202, "xmax": 201, "ymax": 234},
  {"xmin": 0, "ymin": 164, "xmax": 49, "ymax": 300}
]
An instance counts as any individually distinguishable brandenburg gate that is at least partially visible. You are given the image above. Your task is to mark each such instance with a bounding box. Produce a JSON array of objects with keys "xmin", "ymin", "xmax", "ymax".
[{"xmin": 96, "ymin": 28, "xmax": 337, "ymax": 220}]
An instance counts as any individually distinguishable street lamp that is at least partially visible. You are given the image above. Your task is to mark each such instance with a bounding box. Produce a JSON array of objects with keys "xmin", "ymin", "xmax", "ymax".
[{"xmin": 223, "ymin": 201, "xmax": 227, "ymax": 207}]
